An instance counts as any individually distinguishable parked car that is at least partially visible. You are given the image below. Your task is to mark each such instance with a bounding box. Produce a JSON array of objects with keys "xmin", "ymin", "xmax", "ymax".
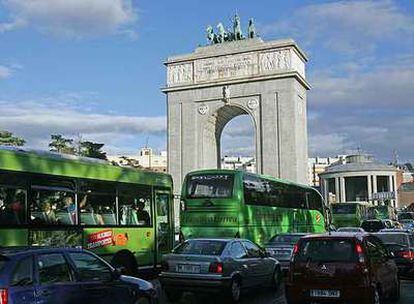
[
  {"xmin": 337, "ymin": 227, "xmax": 365, "ymax": 233},
  {"xmin": 361, "ymin": 219, "xmax": 391, "ymax": 232},
  {"xmin": 398, "ymin": 212, "xmax": 414, "ymax": 221},
  {"xmin": 0, "ymin": 247, "xmax": 156, "ymax": 304},
  {"xmin": 285, "ymin": 232, "xmax": 400, "ymax": 304},
  {"xmin": 374, "ymin": 230, "xmax": 414, "ymax": 278},
  {"xmin": 159, "ymin": 238, "xmax": 281, "ymax": 303},
  {"xmin": 264, "ymin": 233, "xmax": 307, "ymax": 272}
]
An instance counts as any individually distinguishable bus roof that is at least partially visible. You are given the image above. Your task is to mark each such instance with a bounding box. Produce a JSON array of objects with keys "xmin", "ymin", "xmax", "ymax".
[
  {"xmin": 186, "ymin": 169, "xmax": 319, "ymax": 192},
  {"xmin": 0, "ymin": 146, "xmax": 172, "ymax": 188}
]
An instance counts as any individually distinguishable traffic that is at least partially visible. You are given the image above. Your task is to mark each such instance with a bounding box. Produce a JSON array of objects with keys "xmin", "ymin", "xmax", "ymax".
[{"xmin": 1, "ymin": 148, "xmax": 414, "ymax": 303}]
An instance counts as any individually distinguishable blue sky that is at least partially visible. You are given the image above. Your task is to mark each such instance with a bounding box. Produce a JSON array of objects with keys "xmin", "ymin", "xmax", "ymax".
[{"xmin": 0, "ymin": 0, "xmax": 413, "ymax": 162}]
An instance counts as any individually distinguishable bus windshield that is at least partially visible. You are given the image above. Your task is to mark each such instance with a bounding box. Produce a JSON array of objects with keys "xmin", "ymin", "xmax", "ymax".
[
  {"xmin": 332, "ymin": 204, "xmax": 357, "ymax": 215},
  {"xmin": 186, "ymin": 174, "xmax": 234, "ymax": 199}
]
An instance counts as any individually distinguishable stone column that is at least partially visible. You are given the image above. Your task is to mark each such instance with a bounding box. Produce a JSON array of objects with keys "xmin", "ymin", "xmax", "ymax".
[
  {"xmin": 335, "ymin": 177, "xmax": 340, "ymax": 203},
  {"xmin": 323, "ymin": 179, "xmax": 329, "ymax": 203},
  {"xmin": 393, "ymin": 175, "xmax": 398, "ymax": 208},
  {"xmin": 367, "ymin": 175, "xmax": 372, "ymax": 201},
  {"xmin": 372, "ymin": 175, "xmax": 378, "ymax": 205},
  {"xmin": 340, "ymin": 177, "xmax": 346, "ymax": 202}
]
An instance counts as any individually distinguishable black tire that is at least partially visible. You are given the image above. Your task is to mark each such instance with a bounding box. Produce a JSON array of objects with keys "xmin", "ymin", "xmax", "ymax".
[
  {"xmin": 390, "ymin": 277, "xmax": 400, "ymax": 302},
  {"xmin": 110, "ymin": 249, "xmax": 138, "ymax": 277},
  {"xmin": 271, "ymin": 267, "xmax": 282, "ymax": 291},
  {"xmin": 164, "ymin": 289, "xmax": 183, "ymax": 303},
  {"xmin": 227, "ymin": 278, "xmax": 241, "ymax": 303}
]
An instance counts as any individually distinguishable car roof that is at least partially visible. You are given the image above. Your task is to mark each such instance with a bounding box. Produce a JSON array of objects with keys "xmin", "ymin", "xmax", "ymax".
[
  {"xmin": 377, "ymin": 229, "xmax": 412, "ymax": 233},
  {"xmin": 185, "ymin": 238, "xmax": 241, "ymax": 242},
  {"xmin": 300, "ymin": 232, "xmax": 368, "ymax": 241},
  {"xmin": 0, "ymin": 246, "xmax": 84, "ymax": 257}
]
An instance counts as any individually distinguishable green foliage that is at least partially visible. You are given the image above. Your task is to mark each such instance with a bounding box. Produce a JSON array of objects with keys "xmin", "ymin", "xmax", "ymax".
[
  {"xmin": 49, "ymin": 134, "xmax": 75, "ymax": 154},
  {"xmin": 79, "ymin": 141, "xmax": 107, "ymax": 160},
  {"xmin": 48, "ymin": 134, "xmax": 107, "ymax": 160},
  {"xmin": 0, "ymin": 130, "xmax": 25, "ymax": 147}
]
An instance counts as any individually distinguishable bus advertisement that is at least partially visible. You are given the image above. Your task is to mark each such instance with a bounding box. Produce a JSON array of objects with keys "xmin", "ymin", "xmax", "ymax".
[
  {"xmin": 180, "ymin": 170, "xmax": 327, "ymax": 246},
  {"xmin": 0, "ymin": 147, "xmax": 174, "ymax": 274}
]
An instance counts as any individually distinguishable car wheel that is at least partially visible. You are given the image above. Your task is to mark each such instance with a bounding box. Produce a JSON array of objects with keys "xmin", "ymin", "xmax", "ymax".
[
  {"xmin": 164, "ymin": 289, "xmax": 182, "ymax": 303},
  {"xmin": 390, "ymin": 277, "xmax": 400, "ymax": 302},
  {"xmin": 271, "ymin": 267, "xmax": 282, "ymax": 291},
  {"xmin": 227, "ymin": 279, "xmax": 241, "ymax": 303},
  {"xmin": 110, "ymin": 249, "xmax": 138, "ymax": 277}
]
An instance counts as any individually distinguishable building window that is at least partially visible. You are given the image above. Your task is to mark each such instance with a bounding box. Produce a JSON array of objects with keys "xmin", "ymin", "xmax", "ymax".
[{"xmin": 345, "ymin": 176, "xmax": 368, "ymax": 202}]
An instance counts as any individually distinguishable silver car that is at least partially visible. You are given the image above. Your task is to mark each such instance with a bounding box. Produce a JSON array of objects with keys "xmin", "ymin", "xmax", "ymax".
[
  {"xmin": 264, "ymin": 233, "xmax": 307, "ymax": 271},
  {"xmin": 159, "ymin": 238, "xmax": 281, "ymax": 303}
]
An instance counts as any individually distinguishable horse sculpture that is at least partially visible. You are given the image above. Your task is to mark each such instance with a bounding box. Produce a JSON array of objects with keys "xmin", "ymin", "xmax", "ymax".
[
  {"xmin": 233, "ymin": 14, "xmax": 243, "ymax": 40},
  {"xmin": 206, "ymin": 25, "xmax": 218, "ymax": 44}
]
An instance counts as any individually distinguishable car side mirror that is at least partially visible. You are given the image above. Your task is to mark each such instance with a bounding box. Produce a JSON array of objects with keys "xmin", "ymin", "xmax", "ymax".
[{"xmin": 113, "ymin": 266, "xmax": 126, "ymax": 279}]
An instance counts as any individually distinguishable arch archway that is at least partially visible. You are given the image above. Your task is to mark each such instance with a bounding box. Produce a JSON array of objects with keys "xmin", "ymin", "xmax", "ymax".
[{"xmin": 202, "ymin": 104, "xmax": 258, "ymax": 171}]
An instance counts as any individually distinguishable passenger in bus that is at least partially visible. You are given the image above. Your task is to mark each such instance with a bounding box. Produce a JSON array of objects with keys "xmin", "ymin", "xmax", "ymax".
[
  {"xmin": 42, "ymin": 201, "xmax": 57, "ymax": 224},
  {"xmin": 136, "ymin": 201, "xmax": 150, "ymax": 226}
]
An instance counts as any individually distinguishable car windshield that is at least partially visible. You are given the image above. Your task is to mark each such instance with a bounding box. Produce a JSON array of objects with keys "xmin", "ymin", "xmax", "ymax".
[
  {"xmin": 361, "ymin": 221, "xmax": 384, "ymax": 231},
  {"xmin": 297, "ymin": 239, "xmax": 357, "ymax": 262},
  {"xmin": 186, "ymin": 174, "xmax": 234, "ymax": 199},
  {"xmin": 374, "ymin": 233, "xmax": 409, "ymax": 246},
  {"xmin": 268, "ymin": 234, "xmax": 304, "ymax": 245},
  {"xmin": 173, "ymin": 240, "xmax": 226, "ymax": 256},
  {"xmin": 398, "ymin": 213, "xmax": 414, "ymax": 220},
  {"xmin": 332, "ymin": 204, "xmax": 357, "ymax": 215}
]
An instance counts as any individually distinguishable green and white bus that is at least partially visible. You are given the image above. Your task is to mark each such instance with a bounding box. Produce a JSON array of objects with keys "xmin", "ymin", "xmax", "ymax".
[
  {"xmin": 331, "ymin": 202, "xmax": 373, "ymax": 228},
  {"xmin": 180, "ymin": 170, "xmax": 327, "ymax": 246},
  {"xmin": 0, "ymin": 147, "xmax": 174, "ymax": 274}
]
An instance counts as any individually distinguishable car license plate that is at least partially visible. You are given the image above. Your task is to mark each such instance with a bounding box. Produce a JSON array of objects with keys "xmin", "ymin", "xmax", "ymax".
[
  {"xmin": 177, "ymin": 264, "xmax": 201, "ymax": 273},
  {"xmin": 310, "ymin": 289, "xmax": 340, "ymax": 298}
]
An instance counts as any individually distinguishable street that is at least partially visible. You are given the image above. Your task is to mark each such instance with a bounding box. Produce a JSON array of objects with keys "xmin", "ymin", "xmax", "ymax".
[{"xmin": 154, "ymin": 280, "xmax": 414, "ymax": 304}]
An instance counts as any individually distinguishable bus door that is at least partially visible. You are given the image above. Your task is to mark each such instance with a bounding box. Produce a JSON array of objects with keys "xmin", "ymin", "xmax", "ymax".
[{"xmin": 154, "ymin": 189, "xmax": 173, "ymax": 264}]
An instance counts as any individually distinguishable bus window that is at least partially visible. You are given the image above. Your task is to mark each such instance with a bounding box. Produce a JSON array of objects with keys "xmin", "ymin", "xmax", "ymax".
[
  {"xmin": 0, "ymin": 187, "xmax": 27, "ymax": 225},
  {"xmin": 243, "ymin": 174, "xmax": 269, "ymax": 205},
  {"xmin": 79, "ymin": 181, "xmax": 116, "ymax": 226},
  {"xmin": 118, "ymin": 185, "xmax": 152, "ymax": 227},
  {"xmin": 331, "ymin": 204, "xmax": 357, "ymax": 215},
  {"xmin": 30, "ymin": 177, "xmax": 76, "ymax": 226},
  {"xmin": 186, "ymin": 174, "xmax": 234, "ymax": 199},
  {"xmin": 308, "ymin": 191, "xmax": 324, "ymax": 212}
]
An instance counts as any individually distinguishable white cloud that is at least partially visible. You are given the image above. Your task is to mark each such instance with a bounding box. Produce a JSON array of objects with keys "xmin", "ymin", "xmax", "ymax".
[
  {"xmin": 0, "ymin": 65, "xmax": 12, "ymax": 79},
  {"xmin": 0, "ymin": 96, "xmax": 166, "ymax": 154},
  {"xmin": 0, "ymin": 0, "xmax": 137, "ymax": 39},
  {"xmin": 263, "ymin": 0, "xmax": 414, "ymax": 55}
]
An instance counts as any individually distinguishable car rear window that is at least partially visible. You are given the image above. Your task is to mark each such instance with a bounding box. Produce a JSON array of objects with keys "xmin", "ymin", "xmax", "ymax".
[
  {"xmin": 374, "ymin": 233, "xmax": 409, "ymax": 246},
  {"xmin": 297, "ymin": 239, "xmax": 357, "ymax": 262},
  {"xmin": 268, "ymin": 234, "xmax": 304, "ymax": 245},
  {"xmin": 173, "ymin": 240, "xmax": 226, "ymax": 256}
]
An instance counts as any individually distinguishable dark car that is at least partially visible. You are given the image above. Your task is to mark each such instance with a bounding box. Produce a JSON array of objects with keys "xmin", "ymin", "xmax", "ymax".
[
  {"xmin": 285, "ymin": 232, "xmax": 400, "ymax": 304},
  {"xmin": 361, "ymin": 219, "xmax": 390, "ymax": 232},
  {"xmin": 374, "ymin": 230, "xmax": 414, "ymax": 278},
  {"xmin": 159, "ymin": 238, "xmax": 281, "ymax": 303},
  {"xmin": 0, "ymin": 247, "xmax": 156, "ymax": 304},
  {"xmin": 265, "ymin": 233, "xmax": 307, "ymax": 272}
]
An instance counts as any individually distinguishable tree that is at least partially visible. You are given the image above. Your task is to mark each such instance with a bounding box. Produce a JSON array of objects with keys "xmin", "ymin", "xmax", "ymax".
[
  {"xmin": 48, "ymin": 134, "xmax": 75, "ymax": 154},
  {"xmin": 79, "ymin": 141, "xmax": 107, "ymax": 160},
  {"xmin": 118, "ymin": 156, "xmax": 142, "ymax": 169},
  {"xmin": 0, "ymin": 130, "xmax": 25, "ymax": 147}
]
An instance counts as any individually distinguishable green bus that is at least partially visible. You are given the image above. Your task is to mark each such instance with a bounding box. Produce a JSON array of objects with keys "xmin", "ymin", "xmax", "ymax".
[
  {"xmin": 180, "ymin": 170, "xmax": 327, "ymax": 246},
  {"xmin": 331, "ymin": 202, "xmax": 373, "ymax": 228},
  {"xmin": 0, "ymin": 147, "xmax": 174, "ymax": 273}
]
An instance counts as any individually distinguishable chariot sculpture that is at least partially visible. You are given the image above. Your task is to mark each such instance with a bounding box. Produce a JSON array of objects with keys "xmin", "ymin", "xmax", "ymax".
[{"xmin": 206, "ymin": 14, "xmax": 256, "ymax": 45}]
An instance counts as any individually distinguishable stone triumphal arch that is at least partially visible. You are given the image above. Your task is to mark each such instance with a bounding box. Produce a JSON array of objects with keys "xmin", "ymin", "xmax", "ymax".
[{"xmin": 163, "ymin": 38, "xmax": 311, "ymax": 193}]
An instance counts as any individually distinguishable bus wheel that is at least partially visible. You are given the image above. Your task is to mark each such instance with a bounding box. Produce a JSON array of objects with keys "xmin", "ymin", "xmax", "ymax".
[{"xmin": 111, "ymin": 249, "xmax": 138, "ymax": 277}]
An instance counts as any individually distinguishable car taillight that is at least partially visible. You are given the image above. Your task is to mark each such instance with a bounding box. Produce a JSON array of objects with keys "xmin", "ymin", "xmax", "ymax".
[
  {"xmin": 397, "ymin": 251, "xmax": 414, "ymax": 259},
  {"xmin": 209, "ymin": 262, "xmax": 223, "ymax": 274},
  {"xmin": 355, "ymin": 243, "xmax": 366, "ymax": 263},
  {"xmin": 293, "ymin": 244, "xmax": 299, "ymax": 254},
  {"xmin": 0, "ymin": 289, "xmax": 8, "ymax": 304}
]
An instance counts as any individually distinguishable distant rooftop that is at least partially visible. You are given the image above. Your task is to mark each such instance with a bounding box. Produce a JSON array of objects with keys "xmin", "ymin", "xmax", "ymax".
[{"xmin": 322, "ymin": 154, "xmax": 397, "ymax": 174}]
